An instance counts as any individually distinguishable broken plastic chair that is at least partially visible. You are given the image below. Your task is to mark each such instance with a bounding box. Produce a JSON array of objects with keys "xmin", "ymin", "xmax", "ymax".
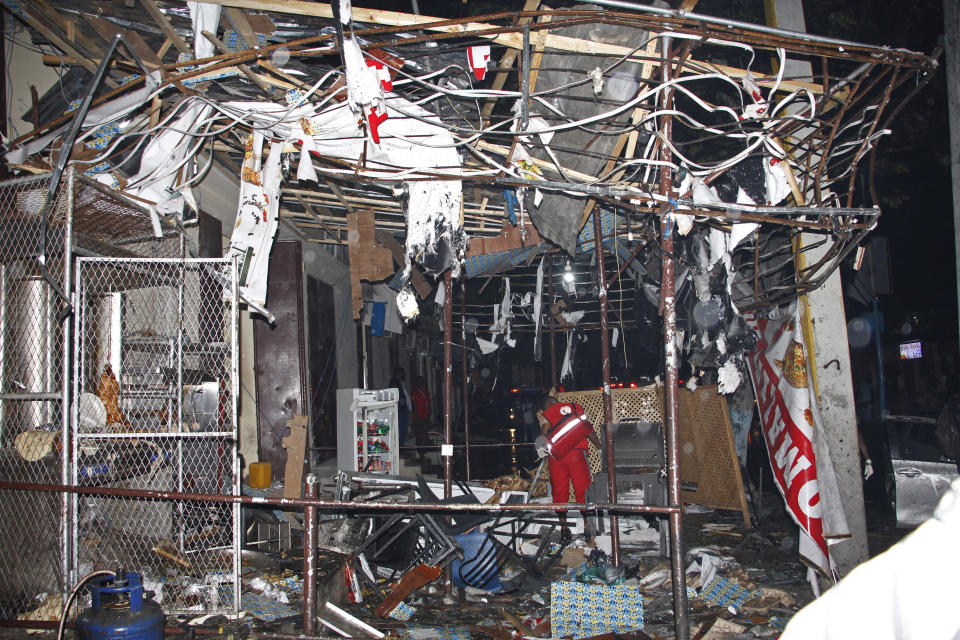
[{"xmin": 415, "ymin": 474, "xmax": 489, "ymax": 534}]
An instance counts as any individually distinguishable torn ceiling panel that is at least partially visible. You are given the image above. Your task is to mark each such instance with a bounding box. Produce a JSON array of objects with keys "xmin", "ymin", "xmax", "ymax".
[
  {"xmin": 0, "ymin": 0, "xmax": 937, "ymax": 312},
  {"xmin": 526, "ymin": 5, "xmax": 655, "ymax": 255}
]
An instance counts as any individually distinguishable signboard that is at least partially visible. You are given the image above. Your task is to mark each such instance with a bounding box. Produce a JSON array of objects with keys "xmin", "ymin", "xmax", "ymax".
[
  {"xmin": 899, "ymin": 341, "xmax": 922, "ymax": 360},
  {"xmin": 745, "ymin": 310, "xmax": 834, "ymax": 575}
]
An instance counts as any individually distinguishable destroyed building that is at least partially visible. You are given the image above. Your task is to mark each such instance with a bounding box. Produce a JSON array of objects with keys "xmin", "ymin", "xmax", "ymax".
[{"xmin": 0, "ymin": 0, "xmax": 950, "ymax": 639}]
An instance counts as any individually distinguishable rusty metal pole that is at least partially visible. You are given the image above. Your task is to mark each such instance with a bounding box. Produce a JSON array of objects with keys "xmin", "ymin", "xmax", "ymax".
[
  {"xmin": 593, "ymin": 208, "xmax": 621, "ymax": 567},
  {"xmin": 659, "ymin": 36, "xmax": 690, "ymax": 640},
  {"xmin": 443, "ymin": 269, "xmax": 454, "ymax": 499},
  {"xmin": 461, "ymin": 276, "xmax": 471, "ymax": 482},
  {"xmin": 547, "ymin": 258, "xmax": 558, "ymax": 390},
  {"xmin": 303, "ymin": 474, "xmax": 318, "ymax": 635}
]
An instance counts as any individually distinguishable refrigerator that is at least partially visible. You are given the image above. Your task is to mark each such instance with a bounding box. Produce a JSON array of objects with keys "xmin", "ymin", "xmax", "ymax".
[{"xmin": 337, "ymin": 388, "xmax": 400, "ymax": 475}]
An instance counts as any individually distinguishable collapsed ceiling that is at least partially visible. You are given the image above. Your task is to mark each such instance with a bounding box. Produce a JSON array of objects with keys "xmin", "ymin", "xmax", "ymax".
[{"xmin": 1, "ymin": 0, "xmax": 938, "ymax": 332}]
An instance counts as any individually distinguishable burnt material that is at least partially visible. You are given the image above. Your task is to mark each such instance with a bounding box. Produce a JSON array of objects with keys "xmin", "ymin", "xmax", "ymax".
[{"xmin": 254, "ymin": 241, "xmax": 308, "ymax": 481}]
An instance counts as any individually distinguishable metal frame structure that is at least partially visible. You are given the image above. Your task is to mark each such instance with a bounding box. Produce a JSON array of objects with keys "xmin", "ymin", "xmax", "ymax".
[
  {"xmin": 0, "ymin": 170, "xmax": 182, "ymax": 618},
  {"xmin": 0, "ymin": 3, "xmax": 941, "ymax": 638}
]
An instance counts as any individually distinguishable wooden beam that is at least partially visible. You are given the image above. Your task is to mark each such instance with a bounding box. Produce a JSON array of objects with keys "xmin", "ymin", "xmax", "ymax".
[
  {"xmin": 16, "ymin": 5, "xmax": 117, "ymax": 85},
  {"xmin": 479, "ymin": 0, "xmax": 541, "ymax": 122},
  {"xmin": 295, "ymin": 192, "xmax": 343, "ymax": 243},
  {"xmin": 84, "ymin": 16, "xmax": 134, "ymax": 61},
  {"xmin": 202, "ymin": 30, "xmax": 272, "ymax": 93},
  {"xmin": 141, "ymin": 0, "xmax": 192, "ymax": 54},
  {"xmin": 324, "ymin": 179, "xmax": 354, "ymax": 214},
  {"xmin": 225, "ymin": 7, "xmax": 261, "ymax": 51},
  {"xmin": 199, "ymin": 0, "xmax": 824, "ymax": 94},
  {"xmin": 122, "ymin": 30, "xmax": 163, "ymax": 70},
  {"xmin": 31, "ymin": 0, "xmax": 105, "ymax": 58},
  {"xmin": 475, "ymin": 140, "xmax": 601, "ymax": 183}
]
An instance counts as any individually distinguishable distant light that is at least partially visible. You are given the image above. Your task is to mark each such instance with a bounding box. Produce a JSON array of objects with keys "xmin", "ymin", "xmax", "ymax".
[
  {"xmin": 510, "ymin": 387, "xmax": 519, "ymax": 393},
  {"xmin": 557, "ymin": 385, "xmax": 565, "ymax": 392},
  {"xmin": 629, "ymin": 382, "xmax": 637, "ymax": 388},
  {"xmin": 563, "ymin": 260, "xmax": 575, "ymax": 283}
]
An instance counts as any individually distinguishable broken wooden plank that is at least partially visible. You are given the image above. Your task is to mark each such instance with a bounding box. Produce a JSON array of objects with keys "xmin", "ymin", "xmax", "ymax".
[
  {"xmin": 141, "ymin": 0, "xmax": 192, "ymax": 54},
  {"xmin": 282, "ymin": 414, "xmax": 308, "ymax": 499},
  {"xmin": 200, "ymin": 0, "xmax": 824, "ymax": 94},
  {"xmin": 347, "ymin": 209, "xmax": 395, "ymax": 318},
  {"xmin": 225, "ymin": 7, "xmax": 261, "ymax": 51},
  {"xmin": 245, "ymin": 13, "xmax": 276, "ymax": 35},
  {"xmin": 16, "ymin": 4, "xmax": 116, "ymax": 84},
  {"xmin": 464, "ymin": 219, "xmax": 542, "ymax": 257}
]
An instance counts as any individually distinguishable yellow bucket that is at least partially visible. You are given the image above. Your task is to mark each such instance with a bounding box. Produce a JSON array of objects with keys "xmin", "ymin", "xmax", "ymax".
[{"xmin": 248, "ymin": 461, "xmax": 272, "ymax": 489}]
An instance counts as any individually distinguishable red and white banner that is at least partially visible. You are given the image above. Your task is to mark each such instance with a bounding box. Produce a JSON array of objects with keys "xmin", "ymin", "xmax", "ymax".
[{"xmin": 745, "ymin": 309, "xmax": 833, "ymax": 575}]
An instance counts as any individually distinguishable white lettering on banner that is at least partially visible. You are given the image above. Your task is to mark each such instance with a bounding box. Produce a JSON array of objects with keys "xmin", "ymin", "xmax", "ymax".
[{"xmin": 746, "ymin": 312, "xmax": 830, "ymax": 574}]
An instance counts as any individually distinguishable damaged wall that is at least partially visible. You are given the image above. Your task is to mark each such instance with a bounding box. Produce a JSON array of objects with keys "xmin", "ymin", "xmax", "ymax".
[{"xmin": 3, "ymin": 21, "xmax": 59, "ymax": 141}]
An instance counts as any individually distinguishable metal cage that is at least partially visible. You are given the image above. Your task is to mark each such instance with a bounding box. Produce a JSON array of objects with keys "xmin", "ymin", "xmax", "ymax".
[
  {"xmin": 0, "ymin": 170, "xmax": 242, "ymax": 619},
  {"xmin": 72, "ymin": 257, "xmax": 240, "ymax": 615}
]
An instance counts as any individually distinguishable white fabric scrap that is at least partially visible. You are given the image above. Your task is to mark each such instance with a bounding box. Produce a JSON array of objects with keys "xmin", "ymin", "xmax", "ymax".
[
  {"xmin": 434, "ymin": 280, "xmax": 446, "ymax": 307},
  {"xmin": 560, "ymin": 330, "xmax": 574, "ymax": 380},
  {"xmin": 691, "ymin": 177, "xmax": 722, "ymax": 205},
  {"xmin": 338, "ymin": 0, "xmax": 353, "ymax": 24},
  {"xmin": 476, "ymin": 336, "xmax": 499, "ymax": 355},
  {"xmin": 187, "ymin": 2, "xmax": 221, "ymax": 61},
  {"xmin": 342, "ymin": 36, "xmax": 383, "ymax": 117},
  {"xmin": 561, "ymin": 310, "xmax": 585, "ymax": 326},
  {"xmin": 764, "ymin": 157, "xmax": 792, "ymax": 206},
  {"xmin": 717, "ymin": 359, "xmax": 740, "ymax": 394},
  {"xmin": 297, "ymin": 135, "xmax": 319, "ymax": 182},
  {"xmin": 533, "ymin": 257, "xmax": 544, "ymax": 357},
  {"xmin": 729, "ymin": 222, "xmax": 759, "ymax": 251},
  {"xmin": 672, "ymin": 211, "xmax": 695, "ymax": 236},
  {"xmin": 396, "ymin": 287, "xmax": 419, "ymax": 321}
]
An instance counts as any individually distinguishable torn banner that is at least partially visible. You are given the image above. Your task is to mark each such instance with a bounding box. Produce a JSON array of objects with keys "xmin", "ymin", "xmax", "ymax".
[
  {"xmin": 227, "ymin": 133, "xmax": 282, "ymax": 308},
  {"xmin": 745, "ymin": 307, "xmax": 848, "ymax": 577}
]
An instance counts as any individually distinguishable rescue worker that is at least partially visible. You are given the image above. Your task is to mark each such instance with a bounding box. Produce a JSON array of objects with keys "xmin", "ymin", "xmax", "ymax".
[{"xmin": 536, "ymin": 395, "xmax": 601, "ymax": 540}]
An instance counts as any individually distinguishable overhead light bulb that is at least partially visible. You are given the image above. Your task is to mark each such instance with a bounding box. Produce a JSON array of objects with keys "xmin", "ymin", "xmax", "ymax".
[{"xmin": 563, "ymin": 260, "xmax": 575, "ymax": 283}]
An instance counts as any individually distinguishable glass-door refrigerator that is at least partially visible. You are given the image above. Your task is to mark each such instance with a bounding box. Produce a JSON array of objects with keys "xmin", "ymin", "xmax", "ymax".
[{"xmin": 336, "ymin": 388, "xmax": 400, "ymax": 475}]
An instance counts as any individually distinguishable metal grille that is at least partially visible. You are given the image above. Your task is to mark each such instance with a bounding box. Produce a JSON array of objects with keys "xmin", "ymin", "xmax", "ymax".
[
  {"xmin": 0, "ymin": 174, "xmax": 70, "ymax": 617},
  {"xmin": 0, "ymin": 170, "xmax": 186, "ymax": 617},
  {"xmin": 72, "ymin": 258, "xmax": 239, "ymax": 615}
]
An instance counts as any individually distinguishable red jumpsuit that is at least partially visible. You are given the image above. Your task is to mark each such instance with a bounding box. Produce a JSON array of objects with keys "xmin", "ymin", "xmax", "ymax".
[{"xmin": 542, "ymin": 402, "xmax": 593, "ymax": 505}]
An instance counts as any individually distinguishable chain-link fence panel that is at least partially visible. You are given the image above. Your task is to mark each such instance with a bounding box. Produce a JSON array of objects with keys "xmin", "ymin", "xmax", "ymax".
[
  {"xmin": 0, "ymin": 172, "xmax": 186, "ymax": 619},
  {"xmin": 73, "ymin": 258, "xmax": 239, "ymax": 615},
  {"xmin": 0, "ymin": 174, "xmax": 70, "ymax": 617}
]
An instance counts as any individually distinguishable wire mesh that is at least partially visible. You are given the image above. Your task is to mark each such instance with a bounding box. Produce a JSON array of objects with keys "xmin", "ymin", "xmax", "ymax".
[
  {"xmin": 0, "ymin": 172, "xmax": 189, "ymax": 618},
  {"xmin": 72, "ymin": 257, "xmax": 239, "ymax": 615},
  {"xmin": 0, "ymin": 174, "xmax": 69, "ymax": 617}
]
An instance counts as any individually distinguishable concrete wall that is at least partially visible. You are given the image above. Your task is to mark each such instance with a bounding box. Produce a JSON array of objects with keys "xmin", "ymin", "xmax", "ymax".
[
  {"xmin": 302, "ymin": 244, "xmax": 357, "ymax": 400},
  {"xmin": 4, "ymin": 21, "xmax": 60, "ymax": 140}
]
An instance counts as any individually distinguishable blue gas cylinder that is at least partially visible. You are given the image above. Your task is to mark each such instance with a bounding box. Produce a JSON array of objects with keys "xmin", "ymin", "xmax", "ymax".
[{"xmin": 75, "ymin": 572, "xmax": 165, "ymax": 640}]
